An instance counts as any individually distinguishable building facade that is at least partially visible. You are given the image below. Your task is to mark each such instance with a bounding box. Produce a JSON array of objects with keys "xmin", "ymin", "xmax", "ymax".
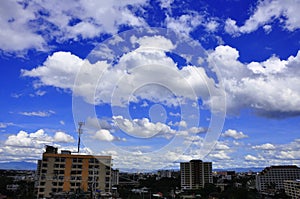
[
  {"xmin": 36, "ymin": 146, "xmax": 113, "ymax": 198},
  {"xmin": 256, "ymin": 165, "xmax": 300, "ymax": 192},
  {"xmin": 284, "ymin": 179, "xmax": 300, "ymax": 199},
  {"xmin": 180, "ymin": 160, "xmax": 212, "ymax": 190}
]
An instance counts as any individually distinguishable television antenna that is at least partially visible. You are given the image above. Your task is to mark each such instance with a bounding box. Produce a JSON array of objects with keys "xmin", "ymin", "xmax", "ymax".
[{"xmin": 77, "ymin": 122, "xmax": 84, "ymax": 153}]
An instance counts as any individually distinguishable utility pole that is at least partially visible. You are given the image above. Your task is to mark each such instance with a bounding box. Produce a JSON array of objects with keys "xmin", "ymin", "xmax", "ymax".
[{"xmin": 77, "ymin": 122, "xmax": 84, "ymax": 153}]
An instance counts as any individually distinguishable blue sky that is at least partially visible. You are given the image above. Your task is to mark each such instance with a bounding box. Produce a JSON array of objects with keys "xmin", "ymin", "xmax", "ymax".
[{"xmin": 1, "ymin": 0, "xmax": 300, "ymax": 171}]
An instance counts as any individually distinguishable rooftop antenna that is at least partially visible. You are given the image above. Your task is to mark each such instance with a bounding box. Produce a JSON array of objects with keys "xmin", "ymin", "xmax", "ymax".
[{"xmin": 77, "ymin": 122, "xmax": 84, "ymax": 153}]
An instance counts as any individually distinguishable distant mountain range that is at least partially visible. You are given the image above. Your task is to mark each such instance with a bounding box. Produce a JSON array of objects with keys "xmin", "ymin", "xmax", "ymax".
[
  {"xmin": 0, "ymin": 161, "xmax": 37, "ymax": 170},
  {"xmin": 213, "ymin": 167, "xmax": 264, "ymax": 173},
  {"xmin": 0, "ymin": 161, "xmax": 264, "ymax": 172}
]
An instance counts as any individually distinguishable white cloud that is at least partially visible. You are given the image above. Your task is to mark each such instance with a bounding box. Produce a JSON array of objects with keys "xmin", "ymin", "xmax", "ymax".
[
  {"xmin": 54, "ymin": 132, "xmax": 75, "ymax": 143},
  {"xmin": 92, "ymin": 129, "xmax": 115, "ymax": 142},
  {"xmin": 204, "ymin": 20, "xmax": 219, "ymax": 32},
  {"xmin": 188, "ymin": 127, "xmax": 206, "ymax": 134},
  {"xmin": 165, "ymin": 13, "xmax": 203, "ymax": 36},
  {"xmin": 0, "ymin": 0, "xmax": 148, "ymax": 52},
  {"xmin": 135, "ymin": 35, "xmax": 176, "ymax": 51},
  {"xmin": 113, "ymin": 115, "xmax": 175, "ymax": 138},
  {"xmin": 0, "ymin": 122, "xmax": 14, "ymax": 128},
  {"xmin": 245, "ymin": 154, "xmax": 260, "ymax": 161},
  {"xmin": 23, "ymin": 35, "xmax": 219, "ymax": 108},
  {"xmin": 277, "ymin": 150, "xmax": 300, "ymax": 160},
  {"xmin": 4, "ymin": 129, "xmax": 76, "ymax": 149},
  {"xmin": 170, "ymin": 120, "xmax": 187, "ymax": 128},
  {"xmin": 22, "ymin": 35, "xmax": 300, "ymax": 120},
  {"xmin": 252, "ymin": 143, "xmax": 275, "ymax": 150},
  {"xmin": 5, "ymin": 129, "xmax": 52, "ymax": 148},
  {"xmin": 18, "ymin": 110, "xmax": 55, "ymax": 117},
  {"xmin": 237, "ymin": 139, "xmax": 300, "ymax": 167},
  {"xmin": 215, "ymin": 143, "xmax": 230, "ymax": 150},
  {"xmin": 34, "ymin": 90, "xmax": 46, "ymax": 96},
  {"xmin": 223, "ymin": 129, "xmax": 248, "ymax": 139},
  {"xmin": 208, "ymin": 45, "xmax": 300, "ymax": 117},
  {"xmin": 263, "ymin": 25, "xmax": 272, "ymax": 34},
  {"xmin": 209, "ymin": 151, "xmax": 231, "ymax": 160},
  {"xmin": 0, "ymin": 1, "xmax": 46, "ymax": 52},
  {"xmin": 159, "ymin": 0, "xmax": 174, "ymax": 9},
  {"xmin": 0, "ymin": 129, "xmax": 82, "ymax": 163},
  {"xmin": 225, "ymin": 0, "xmax": 300, "ymax": 35},
  {"xmin": 169, "ymin": 112, "xmax": 180, "ymax": 117}
]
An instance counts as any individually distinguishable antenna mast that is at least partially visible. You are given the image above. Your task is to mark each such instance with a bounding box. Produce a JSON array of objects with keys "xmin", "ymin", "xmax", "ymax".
[{"xmin": 77, "ymin": 122, "xmax": 84, "ymax": 153}]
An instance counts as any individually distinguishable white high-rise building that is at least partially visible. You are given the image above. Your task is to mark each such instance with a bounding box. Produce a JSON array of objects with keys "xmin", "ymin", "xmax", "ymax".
[
  {"xmin": 180, "ymin": 160, "xmax": 212, "ymax": 190},
  {"xmin": 284, "ymin": 179, "xmax": 300, "ymax": 199},
  {"xmin": 256, "ymin": 165, "xmax": 300, "ymax": 192}
]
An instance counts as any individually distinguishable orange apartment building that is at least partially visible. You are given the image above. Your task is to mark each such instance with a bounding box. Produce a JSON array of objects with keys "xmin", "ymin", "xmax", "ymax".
[{"xmin": 36, "ymin": 146, "xmax": 114, "ymax": 198}]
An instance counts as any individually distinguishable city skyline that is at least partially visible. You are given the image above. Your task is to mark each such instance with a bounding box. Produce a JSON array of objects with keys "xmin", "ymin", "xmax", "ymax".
[{"xmin": 1, "ymin": 0, "xmax": 300, "ymax": 171}]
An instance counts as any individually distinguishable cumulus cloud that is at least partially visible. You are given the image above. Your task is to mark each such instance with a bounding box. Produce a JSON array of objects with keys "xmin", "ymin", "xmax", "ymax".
[
  {"xmin": 239, "ymin": 139, "xmax": 300, "ymax": 166},
  {"xmin": 23, "ymin": 44, "xmax": 300, "ymax": 120},
  {"xmin": 5, "ymin": 129, "xmax": 51, "ymax": 148},
  {"xmin": 225, "ymin": 0, "xmax": 300, "ymax": 35},
  {"xmin": 204, "ymin": 20, "xmax": 219, "ymax": 32},
  {"xmin": 209, "ymin": 151, "xmax": 231, "ymax": 160},
  {"xmin": 252, "ymin": 143, "xmax": 275, "ymax": 150},
  {"xmin": 4, "ymin": 129, "xmax": 75, "ymax": 147},
  {"xmin": 223, "ymin": 129, "xmax": 248, "ymax": 139},
  {"xmin": 54, "ymin": 131, "xmax": 75, "ymax": 143},
  {"xmin": 92, "ymin": 129, "xmax": 115, "ymax": 142},
  {"xmin": 0, "ymin": 129, "xmax": 77, "ymax": 162},
  {"xmin": 113, "ymin": 115, "xmax": 175, "ymax": 138},
  {"xmin": 0, "ymin": 1, "xmax": 46, "ymax": 52},
  {"xmin": 0, "ymin": 0, "xmax": 149, "ymax": 52},
  {"xmin": 22, "ymin": 34, "xmax": 219, "ymax": 108},
  {"xmin": 208, "ymin": 45, "xmax": 300, "ymax": 117}
]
